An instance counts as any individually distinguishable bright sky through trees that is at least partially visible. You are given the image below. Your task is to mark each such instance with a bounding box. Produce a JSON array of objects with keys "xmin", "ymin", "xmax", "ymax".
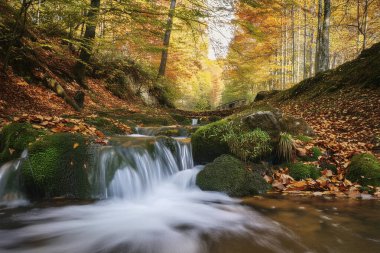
[{"xmin": 207, "ymin": 0, "xmax": 236, "ymax": 60}]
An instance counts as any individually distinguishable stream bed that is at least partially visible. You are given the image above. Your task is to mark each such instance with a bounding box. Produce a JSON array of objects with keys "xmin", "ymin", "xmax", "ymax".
[{"xmin": 0, "ymin": 135, "xmax": 379, "ymax": 253}]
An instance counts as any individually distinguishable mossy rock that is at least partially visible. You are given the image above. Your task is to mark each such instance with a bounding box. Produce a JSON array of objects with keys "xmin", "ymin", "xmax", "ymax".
[
  {"xmin": 0, "ymin": 123, "xmax": 45, "ymax": 165},
  {"xmin": 191, "ymin": 120, "xmax": 230, "ymax": 164},
  {"xmin": 21, "ymin": 133, "xmax": 92, "ymax": 199},
  {"xmin": 346, "ymin": 153, "xmax": 380, "ymax": 186},
  {"xmin": 286, "ymin": 162, "xmax": 321, "ymax": 180},
  {"xmin": 196, "ymin": 155, "xmax": 270, "ymax": 197},
  {"xmin": 170, "ymin": 113, "xmax": 192, "ymax": 125},
  {"xmin": 85, "ymin": 117, "xmax": 125, "ymax": 136},
  {"xmin": 126, "ymin": 113, "xmax": 176, "ymax": 126}
]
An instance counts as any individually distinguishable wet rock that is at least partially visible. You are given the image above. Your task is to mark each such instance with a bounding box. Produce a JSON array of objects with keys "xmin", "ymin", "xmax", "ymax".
[{"xmin": 196, "ymin": 155, "xmax": 270, "ymax": 197}]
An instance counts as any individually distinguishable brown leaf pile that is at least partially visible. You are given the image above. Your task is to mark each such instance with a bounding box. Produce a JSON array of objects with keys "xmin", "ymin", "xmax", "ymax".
[
  {"xmin": 9, "ymin": 114, "xmax": 131, "ymax": 142},
  {"xmin": 265, "ymin": 167, "xmax": 380, "ymax": 199}
]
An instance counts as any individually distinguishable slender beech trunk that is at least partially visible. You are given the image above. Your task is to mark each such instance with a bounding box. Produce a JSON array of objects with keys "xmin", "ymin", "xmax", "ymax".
[
  {"xmin": 74, "ymin": 0, "xmax": 101, "ymax": 88},
  {"xmin": 291, "ymin": 4, "xmax": 295, "ymax": 84},
  {"xmin": 297, "ymin": 7, "xmax": 301, "ymax": 82},
  {"xmin": 320, "ymin": 0, "xmax": 330, "ymax": 72},
  {"xmin": 303, "ymin": 0, "xmax": 308, "ymax": 79},
  {"xmin": 285, "ymin": 8, "xmax": 289, "ymax": 85},
  {"xmin": 281, "ymin": 7, "xmax": 285, "ymax": 88},
  {"xmin": 158, "ymin": 0, "xmax": 177, "ymax": 77},
  {"xmin": 362, "ymin": 0, "xmax": 369, "ymax": 50},
  {"xmin": 3, "ymin": 0, "xmax": 32, "ymax": 73},
  {"xmin": 315, "ymin": 0, "xmax": 323, "ymax": 73}
]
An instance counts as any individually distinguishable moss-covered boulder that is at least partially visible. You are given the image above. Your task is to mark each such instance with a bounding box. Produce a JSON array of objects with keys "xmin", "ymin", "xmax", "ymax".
[
  {"xmin": 191, "ymin": 120, "xmax": 230, "ymax": 164},
  {"xmin": 346, "ymin": 153, "xmax": 380, "ymax": 186},
  {"xmin": 196, "ymin": 155, "xmax": 270, "ymax": 197},
  {"xmin": 21, "ymin": 133, "xmax": 92, "ymax": 199},
  {"xmin": 286, "ymin": 162, "xmax": 321, "ymax": 180},
  {"xmin": 0, "ymin": 123, "xmax": 45, "ymax": 165}
]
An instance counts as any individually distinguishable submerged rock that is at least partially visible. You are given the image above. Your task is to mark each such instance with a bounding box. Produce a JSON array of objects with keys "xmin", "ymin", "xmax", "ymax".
[
  {"xmin": 196, "ymin": 155, "xmax": 270, "ymax": 197},
  {"xmin": 346, "ymin": 153, "xmax": 380, "ymax": 186}
]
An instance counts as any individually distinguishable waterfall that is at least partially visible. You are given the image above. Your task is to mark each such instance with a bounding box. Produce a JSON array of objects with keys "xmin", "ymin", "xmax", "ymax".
[
  {"xmin": 0, "ymin": 150, "xmax": 28, "ymax": 207},
  {"xmin": 90, "ymin": 136, "xmax": 194, "ymax": 199}
]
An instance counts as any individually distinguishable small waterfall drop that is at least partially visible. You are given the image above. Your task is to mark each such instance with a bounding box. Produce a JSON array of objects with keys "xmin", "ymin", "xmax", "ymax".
[
  {"xmin": 191, "ymin": 119, "xmax": 198, "ymax": 126},
  {"xmin": 0, "ymin": 150, "xmax": 28, "ymax": 207},
  {"xmin": 91, "ymin": 136, "xmax": 194, "ymax": 200}
]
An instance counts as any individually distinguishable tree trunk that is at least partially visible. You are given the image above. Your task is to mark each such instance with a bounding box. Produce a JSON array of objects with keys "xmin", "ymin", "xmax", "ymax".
[
  {"xmin": 303, "ymin": 0, "xmax": 308, "ymax": 79},
  {"xmin": 320, "ymin": 0, "xmax": 330, "ymax": 72},
  {"xmin": 74, "ymin": 0, "xmax": 101, "ymax": 89},
  {"xmin": 3, "ymin": 0, "xmax": 32, "ymax": 73},
  {"xmin": 291, "ymin": 4, "xmax": 295, "ymax": 84},
  {"xmin": 315, "ymin": 0, "xmax": 323, "ymax": 73},
  {"xmin": 158, "ymin": 0, "xmax": 177, "ymax": 77},
  {"xmin": 362, "ymin": 0, "xmax": 369, "ymax": 50}
]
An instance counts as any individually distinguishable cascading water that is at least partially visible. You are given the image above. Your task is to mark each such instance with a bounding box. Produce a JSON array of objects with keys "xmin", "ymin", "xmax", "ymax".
[
  {"xmin": 0, "ymin": 135, "xmax": 297, "ymax": 253},
  {"xmin": 0, "ymin": 150, "xmax": 28, "ymax": 207}
]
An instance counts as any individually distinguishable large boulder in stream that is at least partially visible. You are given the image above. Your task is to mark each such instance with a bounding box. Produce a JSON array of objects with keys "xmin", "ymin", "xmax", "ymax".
[
  {"xmin": 196, "ymin": 155, "xmax": 270, "ymax": 197},
  {"xmin": 191, "ymin": 107, "xmax": 313, "ymax": 164},
  {"xmin": 191, "ymin": 120, "xmax": 230, "ymax": 164},
  {"xmin": 21, "ymin": 133, "xmax": 93, "ymax": 199}
]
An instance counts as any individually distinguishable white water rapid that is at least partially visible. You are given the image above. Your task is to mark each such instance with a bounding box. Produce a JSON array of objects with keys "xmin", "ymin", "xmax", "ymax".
[{"xmin": 0, "ymin": 136, "xmax": 295, "ymax": 253}]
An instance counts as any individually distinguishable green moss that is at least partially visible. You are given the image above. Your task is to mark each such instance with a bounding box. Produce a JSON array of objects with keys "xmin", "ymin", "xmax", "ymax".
[
  {"xmin": 300, "ymin": 147, "xmax": 323, "ymax": 162},
  {"xmin": 21, "ymin": 133, "xmax": 91, "ymax": 199},
  {"xmin": 196, "ymin": 155, "xmax": 270, "ymax": 197},
  {"xmin": 346, "ymin": 153, "xmax": 380, "ymax": 186},
  {"xmin": 170, "ymin": 113, "xmax": 192, "ymax": 125},
  {"xmin": 85, "ymin": 117, "xmax": 124, "ymax": 136},
  {"xmin": 223, "ymin": 128, "xmax": 272, "ymax": 162},
  {"xmin": 126, "ymin": 113, "xmax": 176, "ymax": 126},
  {"xmin": 0, "ymin": 123, "xmax": 45, "ymax": 164},
  {"xmin": 191, "ymin": 120, "xmax": 230, "ymax": 164},
  {"xmin": 286, "ymin": 162, "xmax": 321, "ymax": 180},
  {"xmin": 295, "ymin": 135, "xmax": 313, "ymax": 143}
]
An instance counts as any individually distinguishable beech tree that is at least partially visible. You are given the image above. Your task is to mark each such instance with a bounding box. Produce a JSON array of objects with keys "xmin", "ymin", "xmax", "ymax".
[{"xmin": 74, "ymin": 0, "xmax": 101, "ymax": 88}]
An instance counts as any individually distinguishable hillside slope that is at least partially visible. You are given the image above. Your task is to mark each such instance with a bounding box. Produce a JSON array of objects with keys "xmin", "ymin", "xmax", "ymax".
[{"xmin": 260, "ymin": 42, "xmax": 380, "ymax": 167}]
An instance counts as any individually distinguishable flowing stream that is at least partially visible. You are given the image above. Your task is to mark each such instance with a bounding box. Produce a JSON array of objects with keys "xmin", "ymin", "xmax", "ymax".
[{"xmin": 0, "ymin": 134, "xmax": 379, "ymax": 253}]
